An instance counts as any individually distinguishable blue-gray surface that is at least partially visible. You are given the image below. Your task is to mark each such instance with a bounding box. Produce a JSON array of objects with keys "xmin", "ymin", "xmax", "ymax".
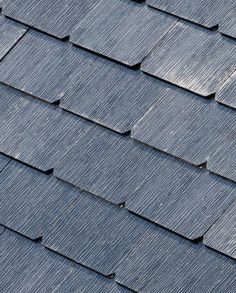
[
  {"xmin": 0, "ymin": 153, "xmax": 10, "ymax": 171},
  {"xmin": 0, "ymin": 14, "xmax": 27, "ymax": 60},
  {"xmin": 0, "ymin": 30, "xmax": 96, "ymax": 103},
  {"xmin": 131, "ymin": 87, "xmax": 236, "ymax": 165},
  {"xmin": 216, "ymin": 71, "xmax": 236, "ymax": 109},
  {"xmin": 204, "ymin": 200, "xmax": 236, "ymax": 259},
  {"xmin": 115, "ymin": 226, "xmax": 236, "ymax": 293},
  {"xmin": 141, "ymin": 21, "xmax": 236, "ymax": 96},
  {"xmin": 0, "ymin": 229, "xmax": 131, "ymax": 293},
  {"xmin": 2, "ymin": 0, "xmax": 101, "ymax": 38},
  {"xmin": 147, "ymin": 0, "xmax": 235, "ymax": 30},
  {"xmin": 0, "ymin": 0, "xmax": 236, "ymax": 291},
  {"xmin": 70, "ymin": 0, "xmax": 178, "ymax": 66}
]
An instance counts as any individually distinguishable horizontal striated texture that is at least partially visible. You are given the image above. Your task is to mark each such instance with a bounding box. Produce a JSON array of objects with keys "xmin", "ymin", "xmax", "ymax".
[
  {"xmin": 115, "ymin": 227, "xmax": 236, "ymax": 293},
  {"xmin": 207, "ymin": 136, "xmax": 236, "ymax": 182},
  {"xmin": 0, "ymin": 30, "xmax": 96, "ymax": 103},
  {"xmin": 0, "ymin": 229, "xmax": 130, "ymax": 293},
  {"xmin": 131, "ymin": 88, "xmax": 236, "ymax": 165},
  {"xmin": 141, "ymin": 21, "xmax": 236, "ymax": 96},
  {"xmin": 0, "ymin": 83, "xmax": 95, "ymax": 171},
  {"xmin": 70, "ymin": 0, "xmax": 177, "ymax": 66},
  {"xmin": 43, "ymin": 194, "xmax": 155, "ymax": 276},
  {"xmin": 0, "ymin": 14, "xmax": 27, "ymax": 60},
  {"xmin": 220, "ymin": 9, "xmax": 236, "ymax": 39},
  {"xmin": 61, "ymin": 57, "xmax": 172, "ymax": 132},
  {"xmin": 216, "ymin": 71, "xmax": 236, "ymax": 109},
  {"xmin": 2, "ymin": 0, "xmax": 101, "ymax": 38},
  {"xmin": 126, "ymin": 166, "xmax": 236, "ymax": 240},
  {"xmin": 0, "ymin": 160, "xmax": 80, "ymax": 239},
  {"xmin": 204, "ymin": 200, "xmax": 236, "ymax": 259},
  {"xmin": 0, "ymin": 153, "xmax": 10, "ymax": 171},
  {"xmin": 147, "ymin": 0, "xmax": 235, "ymax": 28}
]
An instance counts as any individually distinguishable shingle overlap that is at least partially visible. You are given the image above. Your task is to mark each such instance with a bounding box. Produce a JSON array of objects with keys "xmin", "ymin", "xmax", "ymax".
[
  {"xmin": 70, "ymin": 0, "xmax": 178, "ymax": 66},
  {"xmin": 2, "ymin": 0, "xmax": 101, "ymax": 38},
  {"xmin": 0, "ymin": 14, "xmax": 27, "ymax": 61},
  {"xmin": 141, "ymin": 21, "xmax": 236, "ymax": 96}
]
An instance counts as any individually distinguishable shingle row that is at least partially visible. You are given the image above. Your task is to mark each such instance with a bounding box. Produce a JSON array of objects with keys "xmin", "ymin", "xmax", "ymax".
[
  {"xmin": 0, "ymin": 84, "xmax": 236, "ymax": 242},
  {"xmin": 0, "ymin": 229, "xmax": 131, "ymax": 293},
  {"xmin": 0, "ymin": 29, "xmax": 175, "ymax": 133},
  {"xmin": 2, "ymin": 0, "xmax": 101, "ymax": 38},
  {"xmin": 147, "ymin": 0, "xmax": 236, "ymax": 39},
  {"xmin": 131, "ymin": 87, "xmax": 236, "ymax": 181},
  {"xmin": 0, "ymin": 14, "xmax": 28, "ymax": 61},
  {"xmin": 1, "ymin": 186, "xmax": 236, "ymax": 292}
]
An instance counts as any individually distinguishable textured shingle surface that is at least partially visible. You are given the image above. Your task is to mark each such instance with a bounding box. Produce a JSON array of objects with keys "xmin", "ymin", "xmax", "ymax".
[
  {"xmin": 0, "ymin": 154, "xmax": 10, "ymax": 172},
  {"xmin": 141, "ymin": 21, "xmax": 236, "ymax": 96},
  {"xmin": 0, "ymin": 160, "xmax": 78, "ymax": 239},
  {"xmin": 0, "ymin": 229, "xmax": 130, "ymax": 293},
  {"xmin": 1, "ymin": 0, "xmax": 236, "ymax": 291},
  {"xmin": 131, "ymin": 88, "xmax": 236, "ymax": 166},
  {"xmin": 204, "ymin": 200, "xmax": 236, "ymax": 259},
  {"xmin": 0, "ymin": 30, "xmax": 96, "ymax": 103},
  {"xmin": 0, "ymin": 14, "xmax": 27, "ymax": 60},
  {"xmin": 70, "ymin": 0, "xmax": 178, "ymax": 66},
  {"xmin": 146, "ymin": 0, "xmax": 235, "ymax": 29},
  {"xmin": 216, "ymin": 71, "xmax": 236, "ymax": 109},
  {"xmin": 2, "ymin": 0, "xmax": 101, "ymax": 38},
  {"xmin": 116, "ymin": 228, "xmax": 236, "ymax": 293}
]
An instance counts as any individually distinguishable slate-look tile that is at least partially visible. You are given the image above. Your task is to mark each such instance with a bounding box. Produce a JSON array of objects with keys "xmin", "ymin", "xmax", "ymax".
[
  {"xmin": 2, "ymin": 0, "xmax": 101, "ymax": 38},
  {"xmin": 70, "ymin": 0, "xmax": 178, "ymax": 66},
  {"xmin": 61, "ymin": 58, "xmax": 172, "ymax": 132},
  {"xmin": 216, "ymin": 71, "xmax": 236, "ymax": 109},
  {"xmin": 0, "ymin": 160, "xmax": 80, "ymax": 239},
  {"xmin": 0, "ymin": 83, "xmax": 93, "ymax": 171},
  {"xmin": 0, "ymin": 153, "xmax": 10, "ymax": 171},
  {"xmin": 115, "ymin": 227, "xmax": 236, "ymax": 293},
  {"xmin": 204, "ymin": 200, "xmax": 236, "ymax": 259},
  {"xmin": 127, "ymin": 166, "xmax": 236, "ymax": 240},
  {"xmin": 131, "ymin": 88, "xmax": 236, "ymax": 166},
  {"xmin": 0, "ymin": 14, "xmax": 27, "ymax": 60},
  {"xmin": 146, "ymin": 0, "xmax": 235, "ymax": 28},
  {"xmin": 220, "ymin": 9, "xmax": 236, "ymax": 39},
  {"xmin": 0, "ymin": 229, "xmax": 130, "ymax": 293},
  {"xmin": 141, "ymin": 21, "xmax": 236, "ymax": 96},
  {"xmin": 207, "ymin": 136, "xmax": 236, "ymax": 182},
  {"xmin": 43, "ymin": 194, "xmax": 154, "ymax": 276},
  {"xmin": 0, "ymin": 29, "xmax": 96, "ymax": 103}
]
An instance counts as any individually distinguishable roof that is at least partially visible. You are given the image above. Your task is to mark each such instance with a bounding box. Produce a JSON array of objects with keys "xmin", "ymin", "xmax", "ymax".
[{"xmin": 0, "ymin": 0, "xmax": 236, "ymax": 292}]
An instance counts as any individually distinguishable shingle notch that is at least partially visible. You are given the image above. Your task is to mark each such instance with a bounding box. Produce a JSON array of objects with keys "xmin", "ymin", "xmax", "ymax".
[
  {"xmin": 43, "ymin": 193, "xmax": 154, "ymax": 276},
  {"xmin": 0, "ymin": 160, "xmax": 79, "ymax": 239},
  {"xmin": 0, "ymin": 29, "xmax": 97, "ymax": 104},
  {"xmin": 207, "ymin": 136, "xmax": 236, "ymax": 182},
  {"xmin": 141, "ymin": 21, "xmax": 236, "ymax": 96},
  {"xmin": 220, "ymin": 10, "xmax": 236, "ymax": 39},
  {"xmin": 70, "ymin": 0, "xmax": 178, "ymax": 66},
  {"xmin": 126, "ymin": 166, "xmax": 236, "ymax": 240},
  {"xmin": 0, "ymin": 229, "xmax": 131, "ymax": 293},
  {"xmin": 115, "ymin": 227, "xmax": 236, "ymax": 293},
  {"xmin": 2, "ymin": 0, "xmax": 101, "ymax": 38},
  {"xmin": 204, "ymin": 200, "xmax": 236, "ymax": 259},
  {"xmin": 131, "ymin": 87, "xmax": 236, "ymax": 166},
  {"xmin": 0, "ymin": 83, "xmax": 94, "ymax": 172},
  {"xmin": 147, "ymin": 0, "xmax": 235, "ymax": 29},
  {"xmin": 0, "ymin": 14, "xmax": 27, "ymax": 61},
  {"xmin": 61, "ymin": 58, "xmax": 173, "ymax": 133},
  {"xmin": 0, "ymin": 29, "xmax": 174, "ymax": 133},
  {"xmin": 216, "ymin": 71, "xmax": 236, "ymax": 109}
]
